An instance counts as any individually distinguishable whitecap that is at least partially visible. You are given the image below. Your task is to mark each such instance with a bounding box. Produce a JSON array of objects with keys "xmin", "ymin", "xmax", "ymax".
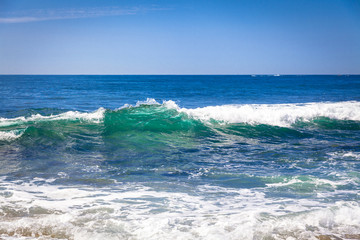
[
  {"xmin": 172, "ymin": 101, "xmax": 360, "ymax": 127},
  {"xmin": 0, "ymin": 108, "xmax": 106, "ymax": 127}
]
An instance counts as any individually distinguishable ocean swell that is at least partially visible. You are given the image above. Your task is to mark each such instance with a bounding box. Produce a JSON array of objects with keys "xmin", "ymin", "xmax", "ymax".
[{"xmin": 0, "ymin": 99, "xmax": 359, "ymax": 142}]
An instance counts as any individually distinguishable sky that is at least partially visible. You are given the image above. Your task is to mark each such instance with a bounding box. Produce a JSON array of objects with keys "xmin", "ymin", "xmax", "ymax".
[{"xmin": 0, "ymin": 0, "xmax": 359, "ymax": 74}]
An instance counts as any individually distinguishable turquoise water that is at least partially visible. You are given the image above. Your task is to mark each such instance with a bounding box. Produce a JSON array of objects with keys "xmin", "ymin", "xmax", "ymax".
[{"xmin": 0, "ymin": 75, "xmax": 359, "ymax": 239}]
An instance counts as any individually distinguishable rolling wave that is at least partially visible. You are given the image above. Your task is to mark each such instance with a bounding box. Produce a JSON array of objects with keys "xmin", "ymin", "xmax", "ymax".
[
  {"xmin": 0, "ymin": 99, "xmax": 359, "ymax": 141},
  {"xmin": 176, "ymin": 100, "xmax": 360, "ymax": 127}
]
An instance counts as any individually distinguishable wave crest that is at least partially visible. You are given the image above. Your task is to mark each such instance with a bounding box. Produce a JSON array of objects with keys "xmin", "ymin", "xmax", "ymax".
[
  {"xmin": 0, "ymin": 100, "xmax": 359, "ymax": 135},
  {"xmin": 0, "ymin": 129, "xmax": 26, "ymax": 141},
  {"xmin": 0, "ymin": 108, "xmax": 106, "ymax": 128},
  {"xmin": 176, "ymin": 101, "xmax": 360, "ymax": 127}
]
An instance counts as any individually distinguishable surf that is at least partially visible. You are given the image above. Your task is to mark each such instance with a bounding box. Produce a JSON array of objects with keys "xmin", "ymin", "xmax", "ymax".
[{"xmin": 1, "ymin": 99, "xmax": 359, "ymax": 142}]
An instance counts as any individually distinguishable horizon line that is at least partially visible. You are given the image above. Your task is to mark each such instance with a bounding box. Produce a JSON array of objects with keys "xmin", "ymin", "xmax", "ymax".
[{"xmin": 0, "ymin": 74, "xmax": 359, "ymax": 76}]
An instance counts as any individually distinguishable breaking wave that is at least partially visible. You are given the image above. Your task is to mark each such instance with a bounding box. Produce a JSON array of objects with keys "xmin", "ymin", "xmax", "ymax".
[{"xmin": 0, "ymin": 99, "xmax": 359, "ymax": 142}]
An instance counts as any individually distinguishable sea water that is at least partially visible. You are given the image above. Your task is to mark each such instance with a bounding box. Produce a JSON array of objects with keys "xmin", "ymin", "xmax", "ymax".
[{"xmin": 0, "ymin": 75, "xmax": 359, "ymax": 239}]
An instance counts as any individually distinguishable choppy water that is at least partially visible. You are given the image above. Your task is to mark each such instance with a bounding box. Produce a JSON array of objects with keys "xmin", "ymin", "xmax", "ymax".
[{"xmin": 0, "ymin": 75, "xmax": 359, "ymax": 239}]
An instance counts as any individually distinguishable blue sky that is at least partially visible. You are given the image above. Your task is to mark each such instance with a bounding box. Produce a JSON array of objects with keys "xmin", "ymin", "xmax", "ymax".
[{"xmin": 0, "ymin": 0, "xmax": 359, "ymax": 74}]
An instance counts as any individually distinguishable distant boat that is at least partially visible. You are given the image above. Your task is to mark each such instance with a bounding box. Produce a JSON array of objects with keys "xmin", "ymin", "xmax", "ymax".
[{"xmin": 273, "ymin": 74, "xmax": 280, "ymax": 76}]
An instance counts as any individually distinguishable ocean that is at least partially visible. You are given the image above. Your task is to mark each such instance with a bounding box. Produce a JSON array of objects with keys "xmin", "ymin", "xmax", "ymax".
[{"xmin": 0, "ymin": 75, "xmax": 359, "ymax": 239}]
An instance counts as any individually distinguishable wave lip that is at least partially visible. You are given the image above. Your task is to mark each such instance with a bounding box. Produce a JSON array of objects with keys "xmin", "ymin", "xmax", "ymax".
[
  {"xmin": 0, "ymin": 108, "xmax": 106, "ymax": 128},
  {"xmin": 0, "ymin": 129, "xmax": 26, "ymax": 141},
  {"xmin": 174, "ymin": 101, "xmax": 360, "ymax": 127}
]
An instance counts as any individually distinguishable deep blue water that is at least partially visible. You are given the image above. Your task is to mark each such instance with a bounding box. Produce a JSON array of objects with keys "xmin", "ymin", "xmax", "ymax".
[
  {"xmin": 1, "ymin": 75, "xmax": 359, "ymax": 114},
  {"xmin": 0, "ymin": 75, "xmax": 359, "ymax": 239}
]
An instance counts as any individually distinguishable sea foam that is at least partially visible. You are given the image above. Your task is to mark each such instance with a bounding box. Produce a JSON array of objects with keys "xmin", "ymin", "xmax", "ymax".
[
  {"xmin": 0, "ymin": 178, "xmax": 359, "ymax": 240},
  {"xmin": 169, "ymin": 100, "xmax": 360, "ymax": 127},
  {"xmin": 1, "ymin": 100, "xmax": 359, "ymax": 129},
  {"xmin": 0, "ymin": 129, "xmax": 26, "ymax": 141},
  {"xmin": 0, "ymin": 108, "xmax": 106, "ymax": 128}
]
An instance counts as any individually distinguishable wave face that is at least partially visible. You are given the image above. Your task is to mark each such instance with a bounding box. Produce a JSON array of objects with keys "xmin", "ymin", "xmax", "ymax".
[
  {"xmin": 1, "ymin": 74, "xmax": 360, "ymax": 239},
  {"xmin": 1, "ymin": 100, "xmax": 359, "ymax": 138}
]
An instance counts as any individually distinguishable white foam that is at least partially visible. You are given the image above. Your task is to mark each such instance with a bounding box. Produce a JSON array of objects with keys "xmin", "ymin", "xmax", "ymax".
[
  {"xmin": 164, "ymin": 101, "xmax": 360, "ymax": 127},
  {"xmin": 116, "ymin": 98, "xmax": 162, "ymax": 110},
  {"xmin": 0, "ymin": 129, "xmax": 25, "ymax": 141},
  {"xmin": 187, "ymin": 101, "xmax": 360, "ymax": 126},
  {"xmin": 266, "ymin": 176, "xmax": 356, "ymax": 189},
  {"xmin": 0, "ymin": 108, "xmax": 106, "ymax": 127},
  {"xmin": 257, "ymin": 201, "xmax": 360, "ymax": 239},
  {"xmin": 135, "ymin": 98, "xmax": 159, "ymax": 106},
  {"xmin": 0, "ymin": 179, "xmax": 359, "ymax": 239},
  {"xmin": 2, "ymin": 100, "xmax": 359, "ymax": 128},
  {"xmin": 115, "ymin": 98, "xmax": 161, "ymax": 110},
  {"xmin": 328, "ymin": 151, "xmax": 360, "ymax": 161},
  {"xmin": 266, "ymin": 177, "xmax": 304, "ymax": 187}
]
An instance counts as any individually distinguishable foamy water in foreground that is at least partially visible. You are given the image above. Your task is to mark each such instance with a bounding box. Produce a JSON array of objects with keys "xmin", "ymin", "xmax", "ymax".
[{"xmin": 0, "ymin": 177, "xmax": 359, "ymax": 240}]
